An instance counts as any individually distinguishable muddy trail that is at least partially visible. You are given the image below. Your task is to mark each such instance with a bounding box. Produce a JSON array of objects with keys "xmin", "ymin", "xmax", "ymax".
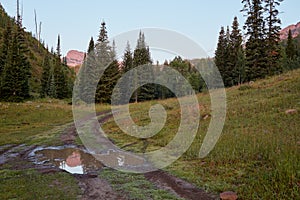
[{"xmin": 0, "ymin": 111, "xmax": 217, "ymax": 200}]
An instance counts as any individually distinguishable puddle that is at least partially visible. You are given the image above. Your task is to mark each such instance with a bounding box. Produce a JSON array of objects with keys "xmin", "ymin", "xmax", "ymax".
[{"xmin": 32, "ymin": 147, "xmax": 104, "ymax": 174}]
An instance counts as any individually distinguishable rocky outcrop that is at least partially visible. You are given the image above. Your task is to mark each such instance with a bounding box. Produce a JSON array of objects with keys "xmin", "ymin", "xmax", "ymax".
[
  {"xmin": 280, "ymin": 22, "xmax": 300, "ymax": 40},
  {"xmin": 65, "ymin": 50, "xmax": 85, "ymax": 67}
]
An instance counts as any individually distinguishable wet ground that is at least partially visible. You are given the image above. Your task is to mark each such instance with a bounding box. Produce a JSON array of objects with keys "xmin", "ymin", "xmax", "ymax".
[{"xmin": 0, "ymin": 111, "xmax": 217, "ymax": 200}]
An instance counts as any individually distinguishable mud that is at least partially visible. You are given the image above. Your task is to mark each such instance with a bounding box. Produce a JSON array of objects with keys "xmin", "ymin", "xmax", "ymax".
[
  {"xmin": 0, "ymin": 111, "xmax": 217, "ymax": 200},
  {"xmin": 145, "ymin": 170, "xmax": 217, "ymax": 200}
]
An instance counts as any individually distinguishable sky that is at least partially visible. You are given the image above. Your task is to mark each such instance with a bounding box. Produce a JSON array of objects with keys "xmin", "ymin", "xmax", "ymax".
[{"xmin": 1, "ymin": 0, "xmax": 299, "ymax": 61}]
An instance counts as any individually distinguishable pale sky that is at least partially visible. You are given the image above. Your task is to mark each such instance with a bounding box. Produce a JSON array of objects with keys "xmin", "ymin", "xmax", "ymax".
[{"xmin": 1, "ymin": 0, "xmax": 299, "ymax": 61}]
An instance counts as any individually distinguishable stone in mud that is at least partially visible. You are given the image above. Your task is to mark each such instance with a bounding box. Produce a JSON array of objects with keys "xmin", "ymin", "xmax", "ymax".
[{"xmin": 220, "ymin": 191, "xmax": 238, "ymax": 200}]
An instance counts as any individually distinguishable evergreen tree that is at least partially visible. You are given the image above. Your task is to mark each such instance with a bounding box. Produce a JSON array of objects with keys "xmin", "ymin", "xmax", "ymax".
[
  {"xmin": 56, "ymin": 34, "xmax": 61, "ymax": 58},
  {"xmin": 40, "ymin": 53, "xmax": 51, "ymax": 97},
  {"xmin": 48, "ymin": 73, "xmax": 57, "ymax": 98},
  {"xmin": 0, "ymin": 21, "xmax": 12, "ymax": 88},
  {"xmin": 229, "ymin": 17, "xmax": 245, "ymax": 85},
  {"xmin": 132, "ymin": 31, "xmax": 153, "ymax": 102},
  {"xmin": 241, "ymin": 0, "xmax": 268, "ymax": 80},
  {"xmin": 286, "ymin": 29, "xmax": 296, "ymax": 59},
  {"xmin": 122, "ymin": 41, "xmax": 133, "ymax": 73},
  {"xmin": 52, "ymin": 35, "xmax": 70, "ymax": 99},
  {"xmin": 95, "ymin": 21, "xmax": 121, "ymax": 104},
  {"xmin": 264, "ymin": 0, "xmax": 283, "ymax": 75},
  {"xmin": 215, "ymin": 27, "xmax": 230, "ymax": 85},
  {"xmin": 1, "ymin": 25, "xmax": 31, "ymax": 102},
  {"xmin": 88, "ymin": 36, "xmax": 95, "ymax": 53},
  {"xmin": 79, "ymin": 36, "xmax": 97, "ymax": 103},
  {"xmin": 169, "ymin": 56, "xmax": 193, "ymax": 97}
]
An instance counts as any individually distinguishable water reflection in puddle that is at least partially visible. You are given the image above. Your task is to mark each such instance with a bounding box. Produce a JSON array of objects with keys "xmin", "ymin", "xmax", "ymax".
[{"xmin": 34, "ymin": 148, "xmax": 104, "ymax": 174}]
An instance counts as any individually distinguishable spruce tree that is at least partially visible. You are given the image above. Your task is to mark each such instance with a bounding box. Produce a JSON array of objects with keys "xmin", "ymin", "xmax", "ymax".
[
  {"xmin": 1, "ymin": 25, "xmax": 31, "ymax": 102},
  {"xmin": 264, "ymin": 0, "xmax": 283, "ymax": 75},
  {"xmin": 56, "ymin": 34, "xmax": 61, "ymax": 58},
  {"xmin": 122, "ymin": 41, "xmax": 133, "ymax": 73},
  {"xmin": 118, "ymin": 41, "xmax": 134, "ymax": 104},
  {"xmin": 95, "ymin": 21, "xmax": 121, "ymax": 104},
  {"xmin": 286, "ymin": 29, "xmax": 296, "ymax": 59},
  {"xmin": 52, "ymin": 35, "xmax": 70, "ymax": 99},
  {"xmin": 215, "ymin": 27, "xmax": 229, "ymax": 85},
  {"xmin": 132, "ymin": 31, "xmax": 153, "ymax": 102},
  {"xmin": 40, "ymin": 53, "xmax": 51, "ymax": 97},
  {"xmin": 241, "ymin": 0, "xmax": 268, "ymax": 81},
  {"xmin": 0, "ymin": 21, "xmax": 12, "ymax": 91},
  {"xmin": 229, "ymin": 17, "xmax": 245, "ymax": 85},
  {"xmin": 79, "ymin": 36, "xmax": 97, "ymax": 103},
  {"xmin": 88, "ymin": 37, "xmax": 95, "ymax": 53},
  {"xmin": 48, "ymin": 73, "xmax": 57, "ymax": 98}
]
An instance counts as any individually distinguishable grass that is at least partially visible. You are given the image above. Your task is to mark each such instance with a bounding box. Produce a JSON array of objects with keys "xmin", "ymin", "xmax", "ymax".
[
  {"xmin": 99, "ymin": 168, "xmax": 183, "ymax": 200},
  {"xmin": 0, "ymin": 70, "xmax": 299, "ymax": 199},
  {"xmin": 0, "ymin": 169, "xmax": 81, "ymax": 200},
  {"xmin": 0, "ymin": 99, "xmax": 73, "ymax": 146},
  {"xmin": 101, "ymin": 69, "xmax": 300, "ymax": 199}
]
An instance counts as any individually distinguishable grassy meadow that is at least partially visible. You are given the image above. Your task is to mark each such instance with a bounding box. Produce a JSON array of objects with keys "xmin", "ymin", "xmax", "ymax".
[
  {"xmin": 0, "ymin": 69, "xmax": 299, "ymax": 199},
  {"xmin": 102, "ymin": 69, "xmax": 300, "ymax": 199}
]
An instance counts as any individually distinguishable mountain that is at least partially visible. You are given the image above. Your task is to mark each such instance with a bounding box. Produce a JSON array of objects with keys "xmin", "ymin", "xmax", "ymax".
[
  {"xmin": 65, "ymin": 50, "xmax": 85, "ymax": 67},
  {"xmin": 280, "ymin": 21, "xmax": 300, "ymax": 40}
]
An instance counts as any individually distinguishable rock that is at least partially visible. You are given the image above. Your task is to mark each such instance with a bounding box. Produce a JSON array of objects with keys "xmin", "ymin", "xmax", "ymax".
[
  {"xmin": 220, "ymin": 191, "xmax": 238, "ymax": 200},
  {"xmin": 202, "ymin": 114, "xmax": 210, "ymax": 120},
  {"xmin": 285, "ymin": 109, "xmax": 297, "ymax": 114},
  {"xmin": 280, "ymin": 21, "xmax": 300, "ymax": 40},
  {"xmin": 65, "ymin": 50, "xmax": 85, "ymax": 67}
]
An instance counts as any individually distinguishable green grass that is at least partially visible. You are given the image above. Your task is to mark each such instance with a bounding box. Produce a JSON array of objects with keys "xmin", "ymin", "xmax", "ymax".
[
  {"xmin": 99, "ymin": 169, "xmax": 183, "ymax": 200},
  {"xmin": 0, "ymin": 69, "xmax": 299, "ymax": 199},
  {"xmin": 0, "ymin": 99, "xmax": 74, "ymax": 146},
  {"xmin": 102, "ymin": 69, "xmax": 300, "ymax": 199},
  {"xmin": 0, "ymin": 169, "xmax": 81, "ymax": 200}
]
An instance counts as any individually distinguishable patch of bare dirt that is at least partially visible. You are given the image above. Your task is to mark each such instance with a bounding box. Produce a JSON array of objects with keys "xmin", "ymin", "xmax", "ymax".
[
  {"xmin": 1, "ymin": 111, "xmax": 218, "ymax": 200},
  {"xmin": 75, "ymin": 174, "xmax": 128, "ymax": 200},
  {"xmin": 145, "ymin": 170, "xmax": 218, "ymax": 200}
]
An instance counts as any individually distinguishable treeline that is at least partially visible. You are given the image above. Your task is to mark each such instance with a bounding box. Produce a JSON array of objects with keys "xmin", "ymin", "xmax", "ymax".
[
  {"xmin": 215, "ymin": 0, "xmax": 300, "ymax": 87},
  {"xmin": 0, "ymin": 4, "xmax": 73, "ymax": 102},
  {"xmin": 0, "ymin": 7, "xmax": 31, "ymax": 102},
  {"xmin": 76, "ymin": 22, "xmax": 204, "ymax": 104},
  {"xmin": 39, "ymin": 35, "xmax": 73, "ymax": 99}
]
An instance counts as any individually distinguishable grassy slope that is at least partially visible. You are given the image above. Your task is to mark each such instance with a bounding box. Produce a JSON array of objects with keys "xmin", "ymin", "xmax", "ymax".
[
  {"xmin": 0, "ymin": 6, "xmax": 75, "ymax": 96},
  {"xmin": 102, "ymin": 69, "xmax": 300, "ymax": 199},
  {"xmin": 0, "ymin": 69, "xmax": 299, "ymax": 199}
]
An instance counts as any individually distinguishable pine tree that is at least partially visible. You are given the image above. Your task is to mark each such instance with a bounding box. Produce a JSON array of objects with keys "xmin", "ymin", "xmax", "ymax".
[
  {"xmin": 48, "ymin": 73, "xmax": 57, "ymax": 98},
  {"xmin": 56, "ymin": 34, "xmax": 61, "ymax": 58},
  {"xmin": 40, "ymin": 53, "xmax": 51, "ymax": 97},
  {"xmin": 0, "ymin": 21, "xmax": 12, "ymax": 89},
  {"xmin": 122, "ymin": 41, "xmax": 133, "ymax": 73},
  {"xmin": 229, "ymin": 17, "xmax": 245, "ymax": 85},
  {"xmin": 95, "ymin": 21, "xmax": 121, "ymax": 104},
  {"xmin": 215, "ymin": 27, "xmax": 229, "ymax": 85},
  {"xmin": 88, "ymin": 36, "xmax": 95, "ymax": 53},
  {"xmin": 241, "ymin": 0, "xmax": 268, "ymax": 81},
  {"xmin": 132, "ymin": 31, "xmax": 153, "ymax": 102},
  {"xmin": 264, "ymin": 0, "xmax": 283, "ymax": 75},
  {"xmin": 286, "ymin": 29, "xmax": 296, "ymax": 59},
  {"xmin": 79, "ymin": 37, "xmax": 97, "ymax": 103},
  {"xmin": 1, "ymin": 25, "xmax": 31, "ymax": 102},
  {"xmin": 117, "ymin": 41, "xmax": 134, "ymax": 104},
  {"xmin": 52, "ymin": 35, "xmax": 70, "ymax": 99}
]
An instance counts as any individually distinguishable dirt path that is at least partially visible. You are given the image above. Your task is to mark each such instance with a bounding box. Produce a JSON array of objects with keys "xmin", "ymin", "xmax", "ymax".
[
  {"xmin": 75, "ymin": 174, "xmax": 127, "ymax": 200},
  {"xmin": 0, "ymin": 111, "xmax": 217, "ymax": 200},
  {"xmin": 145, "ymin": 170, "xmax": 217, "ymax": 200}
]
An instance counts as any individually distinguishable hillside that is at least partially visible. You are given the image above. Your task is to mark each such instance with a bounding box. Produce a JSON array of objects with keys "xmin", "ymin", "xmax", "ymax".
[
  {"xmin": 101, "ymin": 69, "xmax": 300, "ymax": 199},
  {"xmin": 0, "ymin": 5, "xmax": 75, "ymax": 97},
  {"xmin": 280, "ymin": 21, "xmax": 300, "ymax": 40}
]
